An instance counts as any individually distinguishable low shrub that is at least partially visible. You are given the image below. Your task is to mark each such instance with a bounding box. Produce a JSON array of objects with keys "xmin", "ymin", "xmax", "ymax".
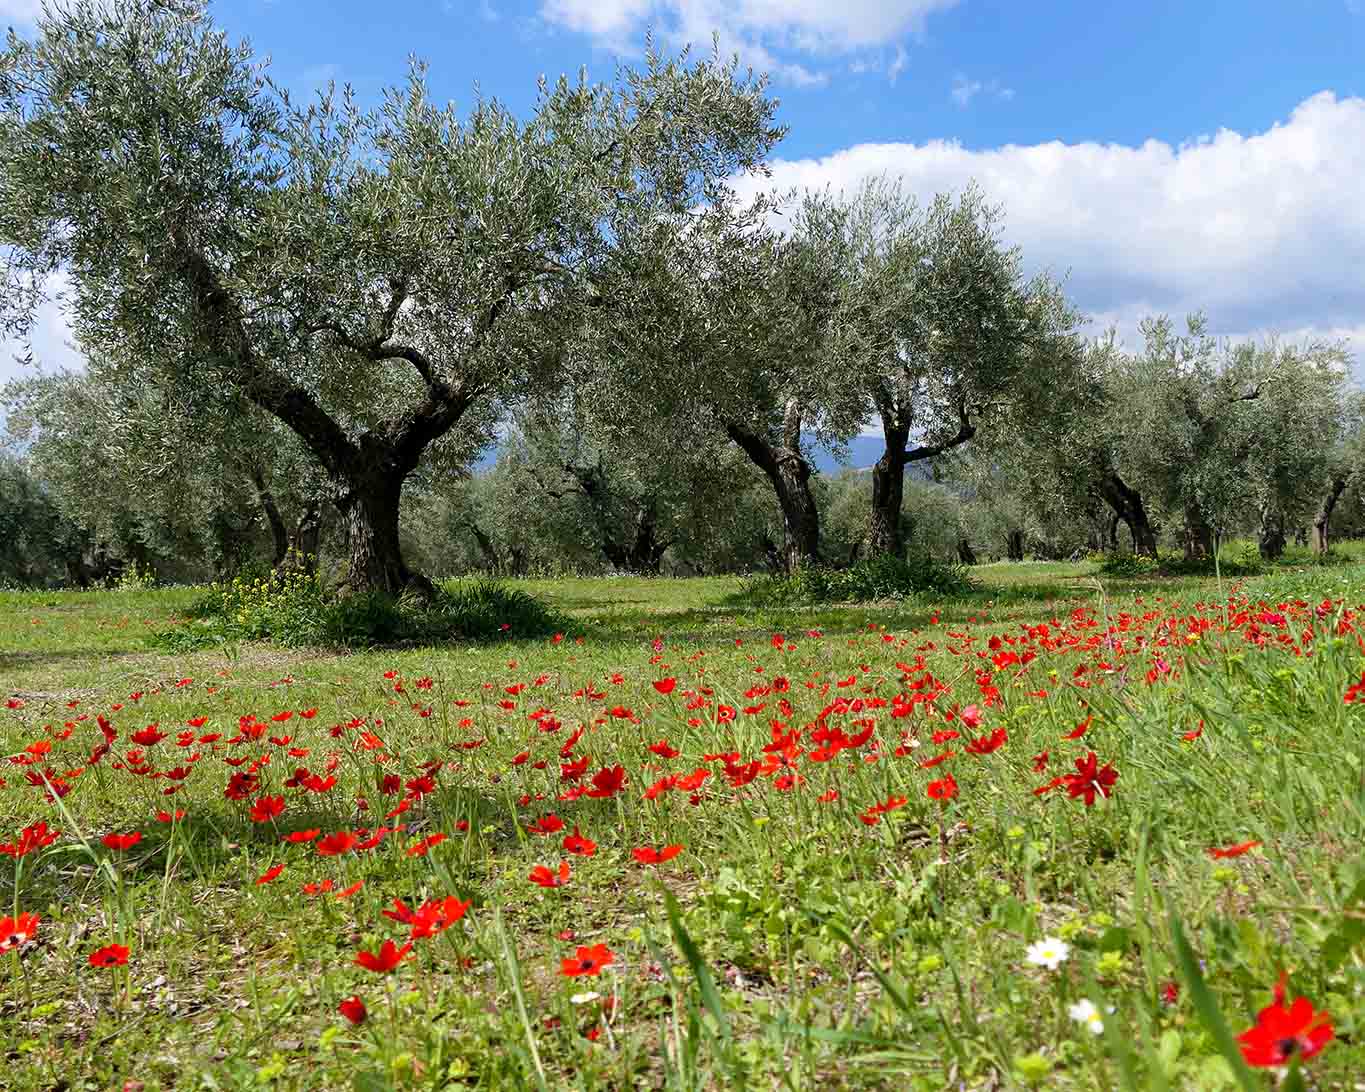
[
  {"xmin": 736, "ymin": 552, "xmax": 974, "ymax": 606},
  {"xmin": 154, "ymin": 572, "xmax": 563, "ymax": 649}
]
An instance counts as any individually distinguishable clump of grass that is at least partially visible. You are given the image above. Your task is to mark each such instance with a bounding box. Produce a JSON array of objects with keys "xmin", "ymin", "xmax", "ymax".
[
  {"xmin": 733, "ymin": 552, "xmax": 974, "ymax": 606},
  {"xmin": 153, "ymin": 571, "xmax": 564, "ymax": 649}
]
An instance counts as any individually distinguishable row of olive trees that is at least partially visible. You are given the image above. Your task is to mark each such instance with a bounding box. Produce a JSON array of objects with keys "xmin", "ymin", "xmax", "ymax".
[{"xmin": 1, "ymin": 1, "xmax": 1358, "ymax": 588}]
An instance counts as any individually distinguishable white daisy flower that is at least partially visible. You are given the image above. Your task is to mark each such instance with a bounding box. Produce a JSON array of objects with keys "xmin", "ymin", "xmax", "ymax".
[
  {"xmin": 1025, "ymin": 936, "xmax": 1070, "ymax": 970},
  {"xmin": 1068, "ymin": 998, "xmax": 1105, "ymax": 1035}
]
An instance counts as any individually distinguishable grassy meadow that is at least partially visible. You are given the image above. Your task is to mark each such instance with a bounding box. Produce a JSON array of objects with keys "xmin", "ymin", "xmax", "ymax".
[{"xmin": 2, "ymin": 557, "xmax": 1364, "ymax": 1090}]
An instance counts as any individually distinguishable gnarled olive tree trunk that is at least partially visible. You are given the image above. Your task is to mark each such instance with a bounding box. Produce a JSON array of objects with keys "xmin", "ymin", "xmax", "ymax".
[
  {"xmin": 1094, "ymin": 470, "xmax": 1158, "ymax": 557},
  {"xmin": 1312, "ymin": 477, "xmax": 1348, "ymax": 553},
  {"xmin": 726, "ymin": 404, "xmax": 821, "ymax": 571}
]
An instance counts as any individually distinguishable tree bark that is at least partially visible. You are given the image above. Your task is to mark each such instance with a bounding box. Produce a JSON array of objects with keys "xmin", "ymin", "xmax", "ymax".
[
  {"xmin": 1312, "ymin": 477, "xmax": 1348, "ymax": 553},
  {"xmin": 725, "ymin": 406, "xmax": 820, "ymax": 571},
  {"xmin": 252, "ymin": 471, "xmax": 290, "ymax": 568},
  {"xmin": 1182, "ymin": 501, "xmax": 1215, "ymax": 562},
  {"xmin": 1005, "ymin": 529, "xmax": 1025, "ymax": 561},
  {"xmin": 864, "ymin": 396, "xmax": 977, "ymax": 558},
  {"xmin": 174, "ymin": 233, "xmax": 491, "ymax": 599},
  {"xmin": 286, "ymin": 502, "xmax": 323, "ymax": 574},
  {"xmin": 1094, "ymin": 471, "xmax": 1158, "ymax": 557},
  {"xmin": 956, "ymin": 538, "xmax": 978, "ymax": 565},
  {"xmin": 1258, "ymin": 505, "xmax": 1286, "ymax": 561},
  {"xmin": 866, "ymin": 419, "xmax": 910, "ymax": 558}
]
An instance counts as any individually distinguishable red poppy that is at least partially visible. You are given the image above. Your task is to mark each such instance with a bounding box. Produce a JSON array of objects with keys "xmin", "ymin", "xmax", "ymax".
[
  {"xmin": 354, "ymin": 940, "xmax": 412, "ymax": 973},
  {"xmin": 0, "ymin": 820, "xmax": 60, "ymax": 858},
  {"xmin": 1209, "ymin": 840, "xmax": 1262, "ymax": 859},
  {"xmin": 652, "ymin": 678, "xmax": 676, "ymax": 695},
  {"xmin": 631, "ymin": 844, "xmax": 683, "ymax": 865},
  {"xmin": 561, "ymin": 943, "xmax": 615, "ymax": 977},
  {"xmin": 965, "ymin": 728, "xmax": 1007, "ymax": 756},
  {"xmin": 88, "ymin": 943, "xmax": 130, "ymax": 967},
  {"xmin": 927, "ymin": 774, "xmax": 958, "ymax": 801},
  {"xmin": 406, "ymin": 833, "xmax": 447, "ymax": 858},
  {"xmin": 338, "ymin": 995, "xmax": 367, "ymax": 1025},
  {"xmin": 1062, "ymin": 717, "xmax": 1092, "ymax": 741},
  {"xmin": 586, "ymin": 765, "xmax": 627, "ymax": 799},
  {"xmin": 527, "ymin": 814, "xmax": 565, "ymax": 836},
  {"xmin": 250, "ymin": 795, "xmax": 285, "ymax": 823},
  {"xmin": 256, "ymin": 863, "xmax": 286, "ymax": 885},
  {"xmin": 407, "ymin": 895, "xmax": 471, "ymax": 939},
  {"xmin": 529, "ymin": 861, "xmax": 571, "ymax": 888},
  {"xmin": 154, "ymin": 810, "xmax": 186, "ymax": 823},
  {"xmin": 562, "ymin": 827, "xmax": 597, "ymax": 857},
  {"xmin": 283, "ymin": 829, "xmax": 321, "ymax": 844},
  {"xmin": 1063, "ymin": 752, "xmax": 1118, "ymax": 806},
  {"xmin": 0, "ymin": 912, "xmax": 40, "ymax": 953},
  {"xmin": 101, "ymin": 832, "xmax": 142, "ymax": 852},
  {"xmin": 648, "ymin": 739, "xmax": 679, "ymax": 759},
  {"xmin": 315, "ymin": 831, "xmax": 357, "ymax": 857},
  {"xmin": 1236, "ymin": 976, "xmax": 1333, "ymax": 1067}
]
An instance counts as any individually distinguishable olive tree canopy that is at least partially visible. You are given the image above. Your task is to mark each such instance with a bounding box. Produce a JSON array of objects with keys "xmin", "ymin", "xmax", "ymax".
[{"xmin": 0, "ymin": 0, "xmax": 783, "ymax": 594}]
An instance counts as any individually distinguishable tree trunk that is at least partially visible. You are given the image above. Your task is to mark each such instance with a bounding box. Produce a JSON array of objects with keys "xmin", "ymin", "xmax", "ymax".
[
  {"xmin": 1258, "ymin": 506, "xmax": 1286, "ymax": 561},
  {"xmin": 253, "ymin": 472, "xmax": 290, "ymax": 568},
  {"xmin": 339, "ymin": 476, "xmax": 432, "ymax": 598},
  {"xmin": 467, "ymin": 521, "xmax": 501, "ymax": 572},
  {"xmin": 956, "ymin": 538, "xmax": 978, "ymax": 565},
  {"xmin": 1095, "ymin": 471, "xmax": 1157, "ymax": 557},
  {"xmin": 1006, "ymin": 529, "xmax": 1025, "ymax": 562},
  {"xmin": 1106, "ymin": 514, "xmax": 1120, "ymax": 553},
  {"xmin": 1182, "ymin": 501, "xmax": 1215, "ymax": 562},
  {"xmin": 285, "ymin": 502, "xmax": 322, "ymax": 574},
  {"xmin": 1293, "ymin": 526, "xmax": 1308, "ymax": 548},
  {"xmin": 866, "ymin": 420, "xmax": 910, "ymax": 557},
  {"xmin": 625, "ymin": 499, "xmax": 669, "ymax": 574},
  {"xmin": 1312, "ymin": 477, "xmax": 1348, "ymax": 553},
  {"xmin": 725, "ymin": 412, "xmax": 820, "ymax": 571}
]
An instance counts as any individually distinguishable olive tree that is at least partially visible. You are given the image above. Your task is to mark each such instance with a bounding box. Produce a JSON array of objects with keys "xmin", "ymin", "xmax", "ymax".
[
  {"xmin": 0, "ymin": 1, "xmax": 782, "ymax": 595},
  {"xmin": 825, "ymin": 178, "xmax": 1084, "ymax": 557}
]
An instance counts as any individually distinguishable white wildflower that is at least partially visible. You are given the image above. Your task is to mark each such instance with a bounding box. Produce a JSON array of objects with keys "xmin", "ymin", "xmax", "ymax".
[{"xmin": 1025, "ymin": 936, "xmax": 1070, "ymax": 970}]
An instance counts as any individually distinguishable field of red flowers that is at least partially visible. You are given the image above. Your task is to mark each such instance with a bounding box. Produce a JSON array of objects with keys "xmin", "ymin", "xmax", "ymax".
[{"xmin": 1, "ymin": 569, "xmax": 1363, "ymax": 1090}]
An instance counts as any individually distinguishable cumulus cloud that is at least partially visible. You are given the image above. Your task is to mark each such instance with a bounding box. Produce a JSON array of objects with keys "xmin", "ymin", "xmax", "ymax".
[
  {"xmin": 733, "ymin": 91, "xmax": 1365, "ymax": 371},
  {"xmin": 540, "ymin": 0, "xmax": 958, "ymax": 85}
]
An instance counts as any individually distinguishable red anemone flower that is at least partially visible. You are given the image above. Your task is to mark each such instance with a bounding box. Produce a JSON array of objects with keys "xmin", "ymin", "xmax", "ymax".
[
  {"xmin": 652, "ymin": 678, "xmax": 677, "ymax": 695},
  {"xmin": 88, "ymin": 943, "xmax": 130, "ymax": 968},
  {"xmin": 586, "ymin": 765, "xmax": 627, "ymax": 799},
  {"xmin": 927, "ymin": 773, "xmax": 958, "ymax": 801},
  {"xmin": 529, "ymin": 861, "xmax": 571, "ymax": 888},
  {"xmin": 0, "ymin": 912, "xmax": 40, "ymax": 953},
  {"xmin": 562, "ymin": 826, "xmax": 597, "ymax": 857},
  {"xmin": 1236, "ymin": 976, "xmax": 1334, "ymax": 1067},
  {"xmin": 255, "ymin": 863, "xmax": 286, "ymax": 885},
  {"xmin": 631, "ymin": 844, "xmax": 683, "ymax": 865},
  {"xmin": 1209, "ymin": 840, "xmax": 1262, "ymax": 859},
  {"xmin": 1063, "ymin": 752, "xmax": 1118, "ymax": 806},
  {"xmin": 354, "ymin": 940, "xmax": 413, "ymax": 974},
  {"xmin": 338, "ymin": 995, "xmax": 367, "ymax": 1025},
  {"xmin": 101, "ymin": 832, "xmax": 142, "ymax": 852},
  {"xmin": 561, "ymin": 943, "xmax": 615, "ymax": 977},
  {"xmin": 315, "ymin": 831, "xmax": 357, "ymax": 857}
]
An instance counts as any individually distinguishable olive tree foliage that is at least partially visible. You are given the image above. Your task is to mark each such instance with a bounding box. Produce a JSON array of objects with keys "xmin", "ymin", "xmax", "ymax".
[
  {"xmin": 822, "ymin": 177, "xmax": 1085, "ymax": 558},
  {"xmin": 0, "ymin": 0, "xmax": 784, "ymax": 596},
  {"xmin": 4, "ymin": 352, "xmax": 328, "ymax": 578},
  {"xmin": 409, "ymin": 402, "xmax": 780, "ymax": 576},
  {"xmin": 0, "ymin": 449, "xmax": 89, "ymax": 586},
  {"xmin": 1105, "ymin": 316, "xmax": 1349, "ymax": 559},
  {"xmin": 583, "ymin": 192, "xmax": 865, "ymax": 571}
]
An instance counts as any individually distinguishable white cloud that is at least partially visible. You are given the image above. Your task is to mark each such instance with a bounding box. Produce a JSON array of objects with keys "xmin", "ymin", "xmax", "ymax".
[
  {"xmin": 540, "ymin": 0, "xmax": 958, "ymax": 84},
  {"xmin": 0, "ymin": 0, "xmax": 42, "ymax": 26},
  {"xmin": 888, "ymin": 45, "xmax": 907, "ymax": 86},
  {"xmin": 733, "ymin": 91, "xmax": 1365, "ymax": 373},
  {"xmin": 950, "ymin": 74, "xmax": 981, "ymax": 107},
  {"xmin": 951, "ymin": 73, "xmax": 1013, "ymax": 108}
]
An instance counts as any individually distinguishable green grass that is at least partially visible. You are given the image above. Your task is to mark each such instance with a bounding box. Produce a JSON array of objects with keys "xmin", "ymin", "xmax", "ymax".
[{"xmin": 1, "ymin": 559, "xmax": 1364, "ymax": 1089}]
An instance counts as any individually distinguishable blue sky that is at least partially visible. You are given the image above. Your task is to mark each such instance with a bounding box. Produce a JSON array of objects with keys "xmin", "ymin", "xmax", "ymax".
[{"xmin": 4, "ymin": 0, "xmax": 1365, "ymax": 383}]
